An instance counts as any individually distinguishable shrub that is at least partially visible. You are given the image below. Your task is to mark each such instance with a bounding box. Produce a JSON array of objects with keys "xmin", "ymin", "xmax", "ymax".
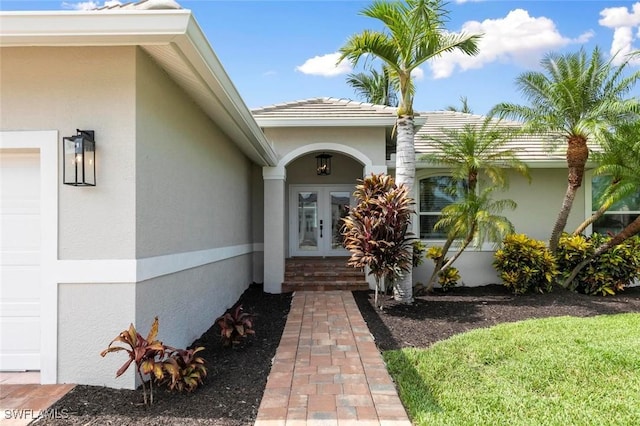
[
  {"xmin": 160, "ymin": 347, "xmax": 207, "ymax": 392},
  {"xmin": 493, "ymin": 234, "xmax": 556, "ymax": 294},
  {"xmin": 557, "ymin": 233, "xmax": 640, "ymax": 296},
  {"xmin": 412, "ymin": 240, "xmax": 427, "ymax": 267},
  {"xmin": 215, "ymin": 304, "xmax": 255, "ymax": 347},
  {"xmin": 101, "ymin": 317, "xmax": 208, "ymax": 405},
  {"xmin": 100, "ymin": 317, "xmax": 166, "ymax": 405},
  {"xmin": 426, "ymin": 246, "xmax": 460, "ymax": 291}
]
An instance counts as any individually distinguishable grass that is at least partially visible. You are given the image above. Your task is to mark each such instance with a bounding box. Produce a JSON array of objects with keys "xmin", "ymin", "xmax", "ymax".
[{"xmin": 383, "ymin": 313, "xmax": 640, "ymax": 426}]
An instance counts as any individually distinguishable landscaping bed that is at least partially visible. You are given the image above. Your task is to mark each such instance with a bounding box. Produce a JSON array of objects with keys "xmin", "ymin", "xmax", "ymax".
[{"xmin": 38, "ymin": 284, "xmax": 640, "ymax": 425}]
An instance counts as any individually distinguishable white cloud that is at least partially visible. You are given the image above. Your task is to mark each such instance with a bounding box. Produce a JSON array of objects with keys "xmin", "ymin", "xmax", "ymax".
[
  {"xmin": 61, "ymin": 0, "xmax": 120, "ymax": 10},
  {"xmin": 599, "ymin": 2, "xmax": 640, "ymax": 65},
  {"xmin": 411, "ymin": 67, "xmax": 424, "ymax": 81},
  {"xmin": 296, "ymin": 52, "xmax": 352, "ymax": 77},
  {"xmin": 430, "ymin": 9, "xmax": 593, "ymax": 79}
]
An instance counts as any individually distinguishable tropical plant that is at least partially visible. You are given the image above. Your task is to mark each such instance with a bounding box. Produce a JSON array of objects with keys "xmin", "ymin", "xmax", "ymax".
[
  {"xmin": 576, "ymin": 119, "xmax": 640, "ymax": 235},
  {"xmin": 420, "ymin": 119, "xmax": 529, "ymax": 290},
  {"xmin": 100, "ymin": 317, "xmax": 167, "ymax": 405},
  {"xmin": 338, "ymin": 0, "xmax": 481, "ymax": 303},
  {"xmin": 563, "ymin": 124, "xmax": 640, "ymax": 285},
  {"xmin": 425, "ymin": 246, "xmax": 460, "ymax": 291},
  {"xmin": 160, "ymin": 346, "xmax": 207, "ymax": 392},
  {"xmin": 491, "ymin": 46, "xmax": 640, "ymax": 252},
  {"xmin": 493, "ymin": 234, "xmax": 557, "ymax": 294},
  {"xmin": 347, "ymin": 66, "xmax": 399, "ymax": 106},
  {"xmin": 342, "ymin": 173, "xmax": 414, "ymax": 308},
  {"xmin": 445, "ymin": 96, "xmax": 473, "ymax": 113},
  {"xmin": 215, "ymin": 304, "xmax": 255, "ymax": 347},
  {"xmin": 557, "ymin": 233, "xmax": 640, "ymax": 295},
  {"xmin": 426, "ymin": 186, "xmax": 516, "ymax": 290}
]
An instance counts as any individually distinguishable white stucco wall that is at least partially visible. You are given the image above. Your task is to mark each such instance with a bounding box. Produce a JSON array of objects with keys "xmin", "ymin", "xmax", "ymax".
[
  {"xmin": 286, "ymin": 152, "xmax": 364, "ymax": 185},
  {"xmin": 413, "ymin": 167, "xmax": 587, "ymax": 287},
  {"xmin": 135, "ymin": 50, "xmax": 253, "ymax": 257},
  {"xmin": 0, "ymin": 46, "xmax": 137, "ymax": 260},
  {"xmin": 57, "ymin": 283, "xmax": 136, "ymax": 387},
  {"xmin": 264, "ymin": 127, "xmax": 387, "ymax": 166},
  {"xmin": 130, "ymin": 49, "xmax": 256, "ymax": 384}
]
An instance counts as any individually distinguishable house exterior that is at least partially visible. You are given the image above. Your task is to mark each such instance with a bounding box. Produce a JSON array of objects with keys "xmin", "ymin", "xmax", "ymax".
[
  {"xmin": 1, "ymin": 2, "xmax": 631, "ymax": 389},
  {"xmin": 254, "ymin": 98, "xmax": 590, "ymax": 290},
  {"xmin": 0, "ymin": 4, "xmax": 276, "ymax": 389}
]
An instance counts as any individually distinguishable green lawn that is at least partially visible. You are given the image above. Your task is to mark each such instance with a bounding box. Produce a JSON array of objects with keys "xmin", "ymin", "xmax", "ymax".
[{"xmin": 384, "ymin": 314, "xmax": 640, "ymax": 426}]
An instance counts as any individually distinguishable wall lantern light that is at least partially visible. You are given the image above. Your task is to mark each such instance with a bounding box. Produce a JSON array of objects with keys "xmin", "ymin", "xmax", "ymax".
[
  {"xmin": 316, "ymin": 153, "xmax": 332, "ymax": 176},
  {"xmin": 63, "ymin": 130, "xmax": 96, "ymax": 186}
]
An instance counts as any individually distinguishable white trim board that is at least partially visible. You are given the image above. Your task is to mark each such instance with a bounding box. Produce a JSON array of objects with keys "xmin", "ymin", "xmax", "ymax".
[{"xmin": 56, "ymin": 243, "xmax": 264, "ymax": 284}]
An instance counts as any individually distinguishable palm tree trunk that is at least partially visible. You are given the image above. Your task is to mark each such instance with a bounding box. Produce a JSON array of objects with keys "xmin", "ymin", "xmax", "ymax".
[
  {"xmin": 573, "ymin": 199, "xmax": 613, "ymax": 235},
  {"xmin": 426, "ymin": 236, "xmax": 455, "ymax": 292},
  {"xmin": 393, "ymin": 114, "xmax": 416, "ymax": 303},
  {"xmin": 563, "ymin": 215, "xmax": 640, "ymax": 287},
  {"xmin": 549, "ymin": 136, "xmax": 589, "ymax": 252}
]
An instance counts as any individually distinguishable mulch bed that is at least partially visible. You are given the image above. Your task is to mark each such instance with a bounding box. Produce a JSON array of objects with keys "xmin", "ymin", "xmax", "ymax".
[
  {"xmin": 38, "ymin": 284, "xmax": 292, "ymax": 426},
  {"xmin": 38, "ymin": 283, "xmax": 640, "ymax": 425},
  {"xmin": 353, "ymin": 284, "xmax": 640, "ymax": 351}
]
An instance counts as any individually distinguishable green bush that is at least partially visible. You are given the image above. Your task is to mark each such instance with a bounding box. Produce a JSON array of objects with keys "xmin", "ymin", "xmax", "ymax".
[
  {"xmin": 557, "ymin": 233, "xmax": 640, "ymax": 296},
  {"xmin": 426, "ymin": 246, "xmax": 460, "ymax": 292},
  {"xmin": 493, "ymin": 234, "xmax": 557, "ymax": 294}
]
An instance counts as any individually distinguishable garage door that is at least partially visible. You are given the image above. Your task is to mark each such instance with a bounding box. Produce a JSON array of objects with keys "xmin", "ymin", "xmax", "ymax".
[{"xmin": 0, "ymin": 150, "xmax": 41, "ymax": 371}]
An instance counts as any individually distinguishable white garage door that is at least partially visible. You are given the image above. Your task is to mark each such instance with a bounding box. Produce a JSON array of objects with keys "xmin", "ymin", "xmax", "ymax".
[{"xmin": 0, "ymin": 150, "xmax": 41, "ymax": 371}]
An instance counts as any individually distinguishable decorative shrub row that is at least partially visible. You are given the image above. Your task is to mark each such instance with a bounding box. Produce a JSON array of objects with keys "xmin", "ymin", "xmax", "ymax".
[
  {"xmin": 493, "ymin": 233, "xmax": 640, "ymax": 296},
  {"xmin": 102, "ymin": 304, "xmax": 256, "ymax": 405},
  {"xmin": 493, "ymin": 234, "xmax": 557, "ymax": 295},
  {"xmin": 556, "ymin": 233, "xmax": 640, "ymax": 296}
]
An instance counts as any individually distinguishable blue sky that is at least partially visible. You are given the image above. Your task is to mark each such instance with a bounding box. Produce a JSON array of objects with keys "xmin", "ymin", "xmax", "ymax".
[{"xmin": 2, "ymin": 0, "xmax": 639, "ymax": 114}]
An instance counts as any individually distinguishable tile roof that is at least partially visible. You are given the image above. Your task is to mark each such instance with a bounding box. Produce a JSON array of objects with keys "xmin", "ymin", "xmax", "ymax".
[
  {"xmin": 252, "ymin": 99, "xmax": 567, "ymax": 163},
  {"xmin": 252, "ymin": 97, "xmax": 399, "ymax": 119},
  {"xmin": 95, "ymin": 0, "xmax": 182, "ymax": 10},
  {"xmin": 414, "ymin": 111, "xmax": 566, "ymax": 162}
]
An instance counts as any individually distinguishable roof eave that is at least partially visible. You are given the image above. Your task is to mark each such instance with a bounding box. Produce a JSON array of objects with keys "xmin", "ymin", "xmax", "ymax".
[
  {"xmin": 0, "ymin": 10, "xmax": 278, "ymax": 166},
  {"xmin": 255, "ymin": 117, "xmax": 399, "ymax": 128}
]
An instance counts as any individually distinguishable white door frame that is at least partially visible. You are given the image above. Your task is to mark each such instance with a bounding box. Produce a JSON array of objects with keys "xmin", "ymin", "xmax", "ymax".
[
  {"xmin": 289, "ymin": 184, "xmax": 353, "ymax": 257},
  {"xmin": 0, "ymin": 131, "xmax": 58, "ymax": 384}
]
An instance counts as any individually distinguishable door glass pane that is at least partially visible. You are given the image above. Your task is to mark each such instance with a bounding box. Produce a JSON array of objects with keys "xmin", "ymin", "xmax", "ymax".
[
  {"xmin": 330, "ymin": 192, "xmax": 350, "ymax": 250},
  {"xmin": 298, "ymin": 192, "xmax": 318, "ymax": 251}
]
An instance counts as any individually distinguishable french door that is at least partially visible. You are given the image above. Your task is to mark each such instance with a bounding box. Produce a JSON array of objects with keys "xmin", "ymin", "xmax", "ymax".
[{"xmin": 289, "ymin": 185, "xmax": 354, "ymax": 257}]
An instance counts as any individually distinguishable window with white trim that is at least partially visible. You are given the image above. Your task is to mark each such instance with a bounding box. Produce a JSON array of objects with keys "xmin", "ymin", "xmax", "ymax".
[
  {"xmin": 418, "ymin": 175, "xmax": 466, "ymax": 239},
  {"xmin": 591, "ymin": 176, "xmax": 640, "ymax": 234}
]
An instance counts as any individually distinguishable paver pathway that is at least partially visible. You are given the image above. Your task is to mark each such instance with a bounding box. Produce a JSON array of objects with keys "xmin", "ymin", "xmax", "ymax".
[{"xmin": 255, "ymin": 291, "xmax": 411, "ymax": 426}]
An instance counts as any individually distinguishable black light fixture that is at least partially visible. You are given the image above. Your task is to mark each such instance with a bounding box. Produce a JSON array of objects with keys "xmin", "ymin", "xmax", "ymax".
[
  {"xmin": 316, "ymin": 153, "xmax": 332, "ymax": 176},
  {"xmin": 63, "ymin": 130, "xmax": 96, "ymax": 186}
]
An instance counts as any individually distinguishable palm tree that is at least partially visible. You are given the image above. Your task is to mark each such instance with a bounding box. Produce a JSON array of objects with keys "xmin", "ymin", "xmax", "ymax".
[
  {"xmin": 573, "ymin": 120, "xmax": 639, "ymax": 235},
  {"xmin": 338, "ymin": 0, "xmax": 481, "ymax": 303},
  {"xmin": 421, "ymin": 119, "xmax": 530, "ymax": 289},
  {"xmin": 347, "ymin": 66, "xmax": 399, "ymax": 106},
  {"xmin": 563, "ymin": 121, "xmax": 640, "ymax": 285},
  {"xmin": 445, "ymin": 96, "xmax": 472, "ymax": 113},
  {"xmin": 430, "ymin": 187, "xmax": 516, "ymax": 286},
  {"xmin": 491, "ymin": 47, "xmax": 640, "ymax": 253}
]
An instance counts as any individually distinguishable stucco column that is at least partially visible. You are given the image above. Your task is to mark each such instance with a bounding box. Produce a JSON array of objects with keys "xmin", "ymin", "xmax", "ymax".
[{"xmin": 263, "ymin": 166, "xmax": 286, "ymax": 294}]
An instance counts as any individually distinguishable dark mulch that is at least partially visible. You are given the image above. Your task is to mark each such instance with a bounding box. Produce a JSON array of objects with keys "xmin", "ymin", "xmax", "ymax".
[
  {"xmin": 37, "ymin": 283, "xmax": 640, "ymax": 425},
  {"xmin": 354, "ymin": 284, "xmax": 640, "ymax": 351},
  {"xmin": 38, "ymin": 284, "xmax": 292, "ymax": 426}
]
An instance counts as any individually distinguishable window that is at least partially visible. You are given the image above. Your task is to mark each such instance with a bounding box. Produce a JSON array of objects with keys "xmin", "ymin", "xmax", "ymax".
[
  {"xmin": 418, "ymin": 176, "xmax": 465, "ymax": 239},
  {"xmin": 591, "ymin": 176, "xmax": 640, "ymax": 234}
]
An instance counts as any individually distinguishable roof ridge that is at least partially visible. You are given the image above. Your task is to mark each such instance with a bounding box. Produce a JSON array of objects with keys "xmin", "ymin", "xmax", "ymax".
[{"xmin": 95, "ymin": 0, "xmax": 182, "ymax": 10}]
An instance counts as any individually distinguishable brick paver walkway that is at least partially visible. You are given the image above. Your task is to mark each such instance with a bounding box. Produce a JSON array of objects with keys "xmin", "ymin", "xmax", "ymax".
[{"xmin": 255, "ymin": 291, "xmax": 411, "ymax": 426}]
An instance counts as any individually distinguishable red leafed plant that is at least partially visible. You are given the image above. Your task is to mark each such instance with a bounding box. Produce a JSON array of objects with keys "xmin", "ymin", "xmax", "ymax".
[
  {"xmin": 100, "ymin": 317, "xmax": 166, "ymax": 405},
  {"xmin": 101, "ymin": 317, "xmax": 208, "ymax": 405},
  {"xmin": 215, "ymin": 304, "xmax": 255, "ymax": 347},
  {"xmin": 160, "ymin": 347, "xmax": 207, "ymax": 392}
]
